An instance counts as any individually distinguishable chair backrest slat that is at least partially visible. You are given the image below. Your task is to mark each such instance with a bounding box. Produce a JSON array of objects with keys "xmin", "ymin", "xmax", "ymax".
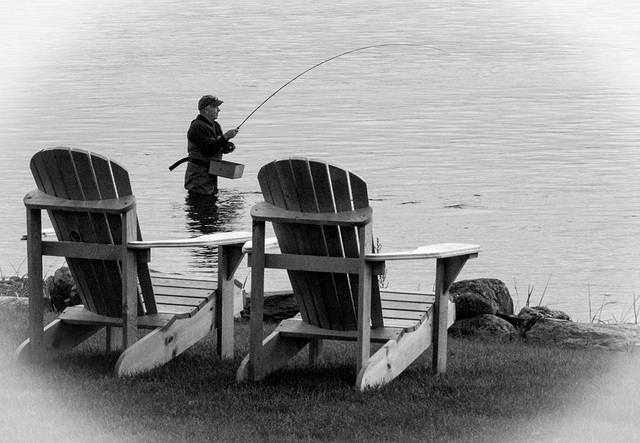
[
  {"xmin": 93, "ymin": 152, "xmax": 156, "ymax": 313},
  {"xmin": 310, "ymin": 161, "xmax": 354, "ymax": 330}
]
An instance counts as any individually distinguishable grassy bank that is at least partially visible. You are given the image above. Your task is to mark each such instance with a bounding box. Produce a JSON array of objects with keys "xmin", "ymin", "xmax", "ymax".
[{"xmin": 1, "ymin": 300, "xmax": 639, "ymax": 442}]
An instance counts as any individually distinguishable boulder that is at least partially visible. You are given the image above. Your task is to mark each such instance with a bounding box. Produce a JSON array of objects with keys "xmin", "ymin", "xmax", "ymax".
[
  {"xmin": 495, "ymin": 312, "xmax": 526, "ymax": 329},
  {"xmin": 449, "ymin": 314, "xmax": 518, "ymax": 341},
  {"xmin": 450, "ymin": 278, "xmax": 514, "ymax": 319},
  {"xmin": 241, "ymin": 292, "xmax": 299, "ymax": 322},
  {"xmin": 518, "ymin": 306, "xmax": 571, "ymax": 331},
  {"xmin": 526, "ymin": 318, "xmax": 640, "ymax": 351},
  {"xmin": 45, "ymin": 267, "xmax": 81, "ymax": 312}
]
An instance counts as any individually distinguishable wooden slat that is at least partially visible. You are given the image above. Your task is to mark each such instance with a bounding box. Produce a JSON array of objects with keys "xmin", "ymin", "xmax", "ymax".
[
  {"xmin": 24, "ymin": 190, "xmax": 136, "ymax": 213},
  {"xmin": 368, "ymin": 243, "xmax": 482, "ymax": 261},
  {"xmin": 154, "ymin": 295, "xmax": 209, "ymax": 309},
  {"xmin": 153, "ymin": 282, "xmax": 213, "ymax": 293},
  {"xmin": 137, "ymin": 266, "xmax": 157, "ymax": 315},
  {"xmin": 150, "ymin": 274, "xmax": 214, "ymax": 288},
  {"xmin": 90, "ymin": 151, "xmax": 130, "ymax": 317},
  {"xmin": 381, "ymin": 309, "xmax": 426, "ymax": 322},
  {"xmin": 382, "ymin": 318, "xmax": 424, "ymax": 332},
  {"xmin": 152, "ymin": 285, "xmax": 213, "ymax": 297},
  {"xmin": 330, "ymin": 164, "xmax": 362, "ymax": 324},
  {"xmin": 251, "ymin": 201, "xmax": 372, "ymax": 227},
  {"xmin": 40, "ymin": 241, "xmax": 122, "ymax": 260},
  {"xmin": 264, "ymin": 254, "xmax": 361, "ymax": 274},
  {"xmin": 59, "ymin": 305, "xmax": 174, "ymax": 329},
  {"xmin": 310, "ymin": 160, "xmax": 351, "ymax": 331},
  {"xmin": 349, "ymin": 170, "xmax": 369, "ymax": 209},
  {"xmin": 155, "ymin": 304, "xmax": 198, "ymax": 316},
  {"xmin": 344, "ymin": 167, "xmax": 385, "ymax": 328},
  {"xmin": 381, "ymin": 300, "xmax": 430, "ymax": 312},
  {"xmin": 381, "ymin": 291, "xmax": 436, "ymax": 304},
  {"xmin": 96, "ymin": 151, "xmax": 151, "ymax": 318},
  {"xmin": 152, "ymin": 290, "xmax": 212, "ymax": 300},
  {"xmin": 277, "ymin": 317, "xmax": 403, "ymax": 343},
  {"xmin": 129, "ymin": 231, "xmax": 252, "ymax": 249}
]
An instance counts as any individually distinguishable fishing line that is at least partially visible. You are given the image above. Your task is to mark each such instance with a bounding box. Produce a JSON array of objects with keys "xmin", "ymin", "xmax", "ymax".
[
  {"xmin": 235, "ymin": 43, "xmax": 451, "ymax": 129},
  {"xmin": 234, "ymin": 42, "xmax": 583, "ymax": 129}
]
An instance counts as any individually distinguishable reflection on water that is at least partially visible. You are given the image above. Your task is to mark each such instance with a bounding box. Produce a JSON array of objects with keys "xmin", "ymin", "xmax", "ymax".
[{"xmin": 183, "ymin": 190, "xmax": 246, "ymax": 269}]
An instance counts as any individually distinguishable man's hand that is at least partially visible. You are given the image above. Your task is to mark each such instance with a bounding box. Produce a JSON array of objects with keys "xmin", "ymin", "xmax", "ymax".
[
  {"xmin": 222, "ymin": 142, "xmax": 235, "ymax": 154},
  {"xmin": 224, "ymin": 128, "xmax": 239, "ymax": 139}
]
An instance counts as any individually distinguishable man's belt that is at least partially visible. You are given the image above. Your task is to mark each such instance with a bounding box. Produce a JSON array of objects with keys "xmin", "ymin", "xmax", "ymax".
[{"xmin": 168, "ymin": 157, "xmax": 209, "ymax": 171}]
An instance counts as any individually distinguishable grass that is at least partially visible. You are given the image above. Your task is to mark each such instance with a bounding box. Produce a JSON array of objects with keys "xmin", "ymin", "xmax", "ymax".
[
  {"xmin": 1, "ymin": 301, "xmax": 639, "ymax": 442},
  {"xmin": 589, "ymin": 288, "xmax": 640, "ymax": 325},
  {"xmin": 0, "ymin": 268, "xmax": 28, "ymax": 299},
  {"xmin": 512, "ymin": 276, "xmax": 639, "ymax": 325}
]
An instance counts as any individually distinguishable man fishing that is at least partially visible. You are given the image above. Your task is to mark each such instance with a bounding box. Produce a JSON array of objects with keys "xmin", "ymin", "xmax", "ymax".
[{"xmin": 182, "ymin": 95, "xmax": 239, "ymax": 195}]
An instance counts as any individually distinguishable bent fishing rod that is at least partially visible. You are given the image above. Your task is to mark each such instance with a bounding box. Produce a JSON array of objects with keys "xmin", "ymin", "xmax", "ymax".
[{"xmin": 235, "ymin": 43, "xmax": 450, "ymax": 129}]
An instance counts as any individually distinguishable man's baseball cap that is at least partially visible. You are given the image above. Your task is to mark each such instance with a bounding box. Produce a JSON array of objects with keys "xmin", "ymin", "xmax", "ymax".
[{"xmin": 198, "ymin": 95, "xmax": 224, "ymax": 110}]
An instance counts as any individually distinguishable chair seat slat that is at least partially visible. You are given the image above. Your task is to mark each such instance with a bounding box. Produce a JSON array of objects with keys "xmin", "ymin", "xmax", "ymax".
[
  {"xmin": 381, "ymin": 300, "xmax": 431, "ymax": 312},
  {"xmin": 150, "ymin": 275, "xmax": 215, "ymax": 289},
  {"xmin": 380, "ymin": 291, "xmax": 436, "ymax": 304},
  {"xmin": 277, "ymin": 317, "xmax": 404, "ymax": 343},
  {"xmin": 152, "ymin": 287, "xmax": 214, "ymax": 298},
  {"xmin": 382, "ymin": 309, "xmax": 427, "ymax": 322},
  {"xmin": 59, "ymin": 306, "xmax": 175, "ymax": 329},
  {"xmin": 154, "ymin": 295, "xmax": 209, "ymax": 307}
]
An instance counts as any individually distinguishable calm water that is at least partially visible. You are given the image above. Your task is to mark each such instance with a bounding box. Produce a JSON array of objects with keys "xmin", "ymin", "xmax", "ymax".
[{"xmin": 1, "ymin": 0, "xmax": 639, "ymax": 321}]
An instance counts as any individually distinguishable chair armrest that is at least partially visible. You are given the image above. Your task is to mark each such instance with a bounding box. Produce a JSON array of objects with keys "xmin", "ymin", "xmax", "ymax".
[
  {"xmin": 366, "ymin": 243, "xmax": 482, "ymax": 261},
  {"xmin": 251, "ymin": 201, "xmax": 372, "ymax": 227},
  {"xmin": 24, "ymin": 189, "xmax": 136, "ymax": 214},
  {"xmin": 241, "ymin": 237, "xmax": 280, "ymax": 253},
  {"xmin": 128, "ymin": 231, "xmax": 252, "ymax": 249}
]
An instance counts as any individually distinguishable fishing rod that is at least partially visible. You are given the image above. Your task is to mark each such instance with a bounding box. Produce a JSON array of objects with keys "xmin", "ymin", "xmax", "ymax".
[{"xmin": 235, "ymin": 43, "xmax": 450, "ymax": 129}]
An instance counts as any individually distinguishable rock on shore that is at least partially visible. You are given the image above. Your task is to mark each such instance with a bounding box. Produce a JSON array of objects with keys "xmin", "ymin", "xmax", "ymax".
[
  {"xmin": 527, "ymin": 318, "xmax": 639, "ymax": 351},
  {"xmin": 449, "ymin": 278, "xmax": 640, "ymax": 351}
]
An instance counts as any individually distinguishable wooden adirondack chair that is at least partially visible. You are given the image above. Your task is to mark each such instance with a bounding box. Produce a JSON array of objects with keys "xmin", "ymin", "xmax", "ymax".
[
  {"xmin": 16, "ymin": 148, "xmax": 251, "ymax": 376},
  {"xmin": 237, "ymin": 157, "xmax": 482, "ymax": 390}
]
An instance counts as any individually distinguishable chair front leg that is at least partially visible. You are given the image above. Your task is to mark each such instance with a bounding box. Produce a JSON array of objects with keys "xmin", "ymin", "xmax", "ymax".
[
  {"xmin": 26, "ymin": 207, "xmax": 44, "ymax": 362},
  {"xmin": 356, "ymin": 224, "xmax": 373, "ymax": 373},
  {"xmin": 248, "ymin": 220, "xmax": 267, "ymax": 381},
  {"xmin": 432, "ymin": 254, "xmax": 470, "ymax": 373},
  {"xmin": 121, "ymin": 210, "xmax": 139, "ymax": 349},
  {"xmin": 216, "ymin": 243, "xmax": 245, "ymax": 359}
]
